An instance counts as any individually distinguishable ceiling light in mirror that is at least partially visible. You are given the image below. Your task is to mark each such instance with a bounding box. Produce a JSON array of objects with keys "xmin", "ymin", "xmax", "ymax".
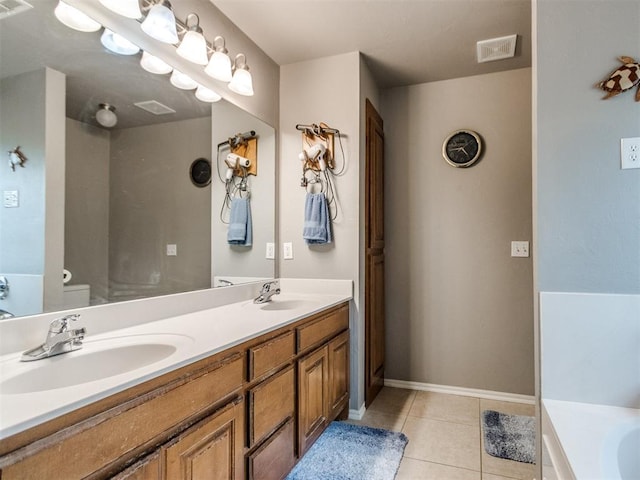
[
  {"xmin": 176, "ymin": 13, "xmax": 208, "ymax": 65},
  {"xmin": 195, "ymin": 85, "xmax": 222, "ymax": 103},
  {"xmin": 140, "ymin": 0, "xmax": 179, "ymax": 44},
  {"xmin": 96, "ymin": 103, "xmax": 118, "ymax": 128},
  {"xmin": 170, "ymin": 69, "xmax": 197, "ymax": 90},
  {"xmin": 98, "ymin": 0, "xmax": 142, "ymax": 19},
  {"xmin": 101, "ymin": 29, "xmax": 140, "ymax": 55},
  {"xmin": 140, "ymin": 51, "xmax": 173, "ymax": 74},
  {"xmin": 54, "ymin": 0, "xmax": 101, "ymax": 32},
  {"xmin": 205, "ymin": 36, "xmax": 232, "ymax": 82},
  {"xmin": 228, "ymin": 54, "xmax": 254, "ymax": 96}
]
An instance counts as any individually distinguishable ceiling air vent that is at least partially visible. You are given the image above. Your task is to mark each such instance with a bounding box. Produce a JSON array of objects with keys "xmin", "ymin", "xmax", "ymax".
[
  {"xmin": 134, "ymin": 100, "xmax": 176, "ymax": 115},
  {"xmin": 0, "ymin": 0, "xmax": 33, "ymax": 20},
  {"xmin": 476, "ymin": 34, "xmax": 518, "ymax": 63}
]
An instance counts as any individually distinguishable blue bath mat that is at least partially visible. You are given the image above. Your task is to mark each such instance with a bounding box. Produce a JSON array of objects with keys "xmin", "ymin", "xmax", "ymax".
[
  {"xmin": 286, "ymin": 421, "xmax": 408, "ymax": 480},
  {"xmin": 482, "ymin": 410, "xmax": 535, "ymax": 464}
]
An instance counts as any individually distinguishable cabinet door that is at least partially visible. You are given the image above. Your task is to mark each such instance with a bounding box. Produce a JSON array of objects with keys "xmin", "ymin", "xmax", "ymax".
[
  {"xmin": 164, "ymin": 398, "xmax": 244, "ymax": 480},
  {"xmin": 112, "ymin": 452, "xmax": 161, "ymax": 480},
  {"xmin": 297, "ymin": 345, "xmax": 329, "ymax": 455},
  {"xmin": 328, "ymin": 330, "xmax": 350, "ymax": 420}
]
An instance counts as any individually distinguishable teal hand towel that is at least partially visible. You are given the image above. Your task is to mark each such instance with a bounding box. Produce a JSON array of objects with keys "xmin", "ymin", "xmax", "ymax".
[
  {"xmin": 228, "ymin": 198, "xmax": 252, "ymax": 246},
  {"xmin": 303, "ymin": 193, "xmax": 332, "ymax": 244}
]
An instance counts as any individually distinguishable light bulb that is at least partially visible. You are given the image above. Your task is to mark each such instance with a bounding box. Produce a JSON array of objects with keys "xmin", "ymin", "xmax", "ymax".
[
  {"xmin": 176, "ymin": 14, "xmax": 208, "ymax": 65},
  {"xmin": 140, "ymin": 51, "xmax": 173, "ymax": 75},
  {"xmin": 98, "ymin": 0, "xmax": 142, "ymax": 19},
  {"xmin": 205, "ymin": 51, "xmax": 233, "ymax": 82},
  {"xmin": 170, "ymin": 70, "xmax": 197, "ymax": 90},
  {"xmin": 228, "ymin": 67, "xmax": 254, "ymax": 96},
  {"xmin": 140, "ymin": 0, "xmax": 179, "ymax": 44},
  {"xmin": 96, "ymin": 104, "xmax": 117, "ymax": 128},
  {"xmin": 195, "ymin": 85, "xmax": 222, "ymax": 103},
  {"xmin": 54, "ymin": 0, "xmax": 101, "ymax": 32},
  {"xmin": 101, "ymin": 29, "xmax": 140, "ymax": 55}
]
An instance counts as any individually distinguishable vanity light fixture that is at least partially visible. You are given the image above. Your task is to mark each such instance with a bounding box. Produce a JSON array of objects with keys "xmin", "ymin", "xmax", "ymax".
[
  {"xmin": 170, "ymin": 69, "xmax": 198, "ymax": 90},
  {"xmin": 140, "ymin": 0, "xmax": 179, "ymax": 44},
  {"xmin": 176, "ymin": 13, "xmax": 209, "ymax": 65},
  {"xmin": 96, "ymin": 103, "xmax": 118, "ymax": 128},
  {"xmin": 228, "ymin": 54, "xmax": 254, "ymax": 96},
  {"xmin": 195, "ymin": 84, "xmax": 222, "ymax": 103},
  {"xmin": 140, "ymin": 51, "xmax": 173, "ymax": 74},
  {"xmin": 204, "ymin": 36, "xmax": 233, "ymax": 82},
  {"xmin": 98, "ymin": 0, "xmax": 142, "ymax": 19},
  {"xmin": 101, "ymin": 29, "xmax": 140, "ymax": 55},
  {"xmin": 54, "ymin": 0, "xmax": 101, "ymax": 32}
]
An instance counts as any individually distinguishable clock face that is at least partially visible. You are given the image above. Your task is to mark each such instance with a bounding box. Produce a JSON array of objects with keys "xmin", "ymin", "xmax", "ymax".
[
  {"xmin": 190, "ymin": 158, "xmax": 212, "ymax": 187},
  {"xmin": 442, "ymin": 130, "xmax": 482, "ymax": 168}
]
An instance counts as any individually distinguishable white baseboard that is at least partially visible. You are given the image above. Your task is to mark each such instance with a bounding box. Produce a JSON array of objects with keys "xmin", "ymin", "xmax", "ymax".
[
  {"xmin": 384, "ymin": 378, "xmax": 536, "ymax": 405},
  {"xmin": 348, "ymin": 403, "xmax": 366, "ymax": 420}
]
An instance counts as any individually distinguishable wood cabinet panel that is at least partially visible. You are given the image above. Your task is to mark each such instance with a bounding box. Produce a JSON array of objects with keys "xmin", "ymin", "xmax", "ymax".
[
  {"xmin": 248, "ymin": 366, "xmax": 295, "ymax": 447},
  {"xmin": 164, "ymin": 398, "xmax": 244, "ymax": 480},
  {"xmin": 248, "ymin": 331, "xmax": 295, "ymax": 381},
  {"xmin": 112, "ymin": 452, "xmax": 161, "ymax": 480},
  {"xmin": 247, "ymin": 419, "xmax": 296, "ymax": 480},
  {"xmin": 297, "ymin": 305, "xmax": 348, "ymax": 354},
  {"xmin": 0, "ymin": 354, "xmax": 243, "ymax": 480},
  {"xmin": 297, "ymin": 345, "xmax": 329, "ymax": 455},
  {"xmin": 328, "ymin": 330, "xmax": 350, "ymax": 420}
]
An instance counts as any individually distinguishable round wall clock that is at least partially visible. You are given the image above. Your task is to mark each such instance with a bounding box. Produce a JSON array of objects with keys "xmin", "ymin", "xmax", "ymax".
[
  {"xmin": 442, "ymin": 130, "xmax": 483, "ymax": 168},
  {"xmin": 190, "ymin": 158, "xmax": 212, "ymax": 187}
]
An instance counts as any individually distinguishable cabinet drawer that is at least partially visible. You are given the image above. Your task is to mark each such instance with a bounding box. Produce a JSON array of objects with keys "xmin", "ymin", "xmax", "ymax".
[
  {"xmin": 297, "ymin": 304, "xmax": 348, "ymax": 353},
  {"xmin": 0, "ymin": 354, "xmax": 244, "ymax": 480},
  {"xmin": 248, "ymin": 331, "xmax": 295, "ymax": 381},
  {"xmin": 247, "ymin": 419, "xmax": 296, "ymax": 480},
  {"xmin": 248, "ymin": 366, "xmax": 295, "ymax": 447}
]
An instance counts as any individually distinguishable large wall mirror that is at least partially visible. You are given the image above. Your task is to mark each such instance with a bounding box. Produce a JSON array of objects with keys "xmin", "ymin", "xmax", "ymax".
[{"xmin": 0, "ymin": 0, "xmax": 275, "ymax": 318}]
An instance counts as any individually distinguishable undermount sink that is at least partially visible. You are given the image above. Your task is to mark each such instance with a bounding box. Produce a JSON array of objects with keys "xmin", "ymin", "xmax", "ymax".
[
  {"xmin": 1, "ymin": 334, "xmax": 193, "ymax": 394},
  {"xmin": 258, "ymin": 299, "xmax": 310, "ymax": 311}
]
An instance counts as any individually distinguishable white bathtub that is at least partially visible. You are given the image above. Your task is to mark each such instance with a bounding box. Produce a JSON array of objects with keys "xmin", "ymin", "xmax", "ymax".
[{"xmin": 543, "ymin": 399, "xmax": 640, "ymax": 479}]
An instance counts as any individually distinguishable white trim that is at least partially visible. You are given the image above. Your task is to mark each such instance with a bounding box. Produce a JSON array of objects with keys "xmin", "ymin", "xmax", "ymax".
[
  {"xmin": 384, "ymin": 379, "xmax": 536, "ymax": 405},
  {"xmin": 348, "ymin": 403, "xmax": 366, "ymax": 420}
]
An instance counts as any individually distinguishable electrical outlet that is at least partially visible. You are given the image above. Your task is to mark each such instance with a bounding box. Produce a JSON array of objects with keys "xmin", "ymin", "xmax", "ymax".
[
  {"xmin": 283, "ymin": 242, "xmax": 293, "ymax": 260},
  {"xmin": 266, "ymin": 242, "xmax": 275, "ymax": 259},
  {"xmin": 166, "ymin": 244, "xmax": 177, "ymax": 256},
  {"xmin": 621, "ymin": 137, "xmax": 640, "ymax": 169},
  {"xmin": 3, "ymin": 190, "xmax": 18, "ymax": 208},
  {"xmin": 511, "ymin": 241, "xmax": 529, "ymax": 257}
]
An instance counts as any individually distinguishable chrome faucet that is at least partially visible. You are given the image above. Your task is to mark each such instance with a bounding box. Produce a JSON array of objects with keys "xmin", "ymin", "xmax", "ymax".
[
  {"xmin": 218, "ymin": 279, "xmax": 234, "ymax": 287},
  {"xmin": 253, "ymin": 280, "xmax": 280, "ymax": 304},
  {"xmin": 21, "ymin": 314, "xmax": 86, "ymax": 362},
  {"xmin": 0, "ymin": 309, "xmax": 14, "ymax": 319}
]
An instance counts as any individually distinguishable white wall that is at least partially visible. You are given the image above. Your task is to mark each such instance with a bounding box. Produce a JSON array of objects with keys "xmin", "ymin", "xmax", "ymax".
[{"xmin": 382, "ymin": 68, "xmax": 534, "ymax": 395}]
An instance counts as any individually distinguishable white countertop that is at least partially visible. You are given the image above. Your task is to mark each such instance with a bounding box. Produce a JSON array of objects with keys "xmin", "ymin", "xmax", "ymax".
[
  {"xmin": 542, "ymin": 399, "xmax": 640, "ymax": 479},
  {"xmin": 0, "ymin": 282, "xmax": 352, "ymax": 440}
]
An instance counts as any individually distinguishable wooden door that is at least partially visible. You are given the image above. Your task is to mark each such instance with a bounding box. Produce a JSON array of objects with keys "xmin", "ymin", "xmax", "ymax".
[
  {"xmin": 365, "ymin": 99, "xmax": 385, "ymax": 407},
  {"xmin": 164, "ymin": 398, "xmax": 244, "ymax": 480},
  {"xmin": 297, "ymin": 345, "xmax": 329, "ymax": 455}
]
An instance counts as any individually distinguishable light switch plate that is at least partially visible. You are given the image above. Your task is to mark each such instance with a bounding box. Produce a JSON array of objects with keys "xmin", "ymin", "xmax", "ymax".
[
  {"xmin": 511, "ymin": 241, "xmax": 529, "ymax": 257},
  {"xmin": 266, "ymin": 242, "xmax": 275, "ymax": 259},
  {"xmin": 3, "ymin": 190, "xmax": 18, "ymax": 208},
  {"xmin": 166, "ymin": 244, "xmax": 177, "ymax": 256},
  {"xmin": 283, "ymin": 242, "xmax": 293, "ymax": 260},
  {"xmin": 621, "ymin": 137, "xmax": 640, "ymax": 169}
]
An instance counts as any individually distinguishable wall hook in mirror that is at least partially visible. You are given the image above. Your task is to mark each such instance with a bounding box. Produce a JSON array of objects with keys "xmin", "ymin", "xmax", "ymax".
[{"xmin": 8, "ymin": 146, "xmax": 27, "ymax": 171}]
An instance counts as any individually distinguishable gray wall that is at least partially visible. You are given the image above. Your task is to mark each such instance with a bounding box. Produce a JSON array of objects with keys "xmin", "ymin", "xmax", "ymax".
[
  {"xmin": 65, "ymin": 119, "xmax": 110, "ymax": 304},
  {"xmin": 536, "ymin": 0, "xmax": 640, "ymax": 294},
  {"xmin": 109, "ymin": 117, "xmax": 212, "ymax": 301},
  {"xmin": 382, "ymin": 68, "xmax": 534, "ymax": 395}
]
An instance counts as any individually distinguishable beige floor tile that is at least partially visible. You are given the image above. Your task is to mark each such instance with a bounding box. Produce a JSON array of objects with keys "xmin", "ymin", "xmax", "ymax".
[
  {"xmin": 367, "ymin": 387, "xmax": 417, "ymax": 416},
  {"xmin": 479, "ymin": 399, "xmax": 536, "ymax": 480},
  {"xmin": 409, "ymin": 391, "xmax": 480, "ymax": 425},
  {"xmin": 396, "ymin": 457, "xmax": 480, "ymax": 480},
  {"xmin": 402, "ymin": 417, "xmax": 481, "ymax": 471},
  {"xmin": 344, "ymin": 410, "xmax": 407, "ymax": 432}
]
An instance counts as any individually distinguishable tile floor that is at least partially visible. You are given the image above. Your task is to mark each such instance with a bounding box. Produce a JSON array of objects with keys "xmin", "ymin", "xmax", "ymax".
[{"xmin": 345, "ymin": 387, "xmax": 536, "ymax": 480}]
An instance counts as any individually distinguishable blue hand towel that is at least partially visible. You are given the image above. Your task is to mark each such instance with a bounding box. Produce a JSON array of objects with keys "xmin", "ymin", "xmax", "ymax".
[
  {"xmin": 303, "ymin": 193, "xmax": 332, "ymax": 244},
  {"xmin": 228, "ymin": 197, "xmax": 252, "ymax": 246}
]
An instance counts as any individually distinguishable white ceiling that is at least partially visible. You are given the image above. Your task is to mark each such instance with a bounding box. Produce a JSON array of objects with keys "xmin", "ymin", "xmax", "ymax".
[{"xmin": 212, "ymin": 0, "xmax": 532, "ymax": 88}]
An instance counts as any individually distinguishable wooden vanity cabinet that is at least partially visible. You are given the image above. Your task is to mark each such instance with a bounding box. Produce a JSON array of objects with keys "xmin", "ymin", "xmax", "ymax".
[{"xmin": 0, "ymin": 301, "xmax": 349, "ymax": 480}]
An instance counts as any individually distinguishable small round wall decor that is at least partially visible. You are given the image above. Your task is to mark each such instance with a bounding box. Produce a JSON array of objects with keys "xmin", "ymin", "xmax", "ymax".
[
  {"xmin": 190, "ymin": 158, "xmax": 212, "ymax": 187},
  {"xmin": 442, "ymin": 130, "xmax": 483, "ymax": 168}
]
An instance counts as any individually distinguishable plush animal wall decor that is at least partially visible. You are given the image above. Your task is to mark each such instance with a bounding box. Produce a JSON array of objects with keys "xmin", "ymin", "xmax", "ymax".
[
  {"xmin": 597, "ymin": 56, "xmax": 640, "ymax": 101},
  {"xmin": 8, "ymin": 146, "xmax": 27, "ymax": 171}
]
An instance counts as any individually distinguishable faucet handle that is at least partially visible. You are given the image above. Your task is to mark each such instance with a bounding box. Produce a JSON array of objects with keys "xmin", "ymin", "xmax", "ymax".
[{"xmin": 49, "ymin": 314, "xmax": 81, "ymax": 334}]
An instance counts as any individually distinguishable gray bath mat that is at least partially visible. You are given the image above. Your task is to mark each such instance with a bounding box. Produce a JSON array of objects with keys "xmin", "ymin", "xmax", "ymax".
[{"xmin": 482, "ymin": 410, "xmax": 535, "ymax": 464}]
